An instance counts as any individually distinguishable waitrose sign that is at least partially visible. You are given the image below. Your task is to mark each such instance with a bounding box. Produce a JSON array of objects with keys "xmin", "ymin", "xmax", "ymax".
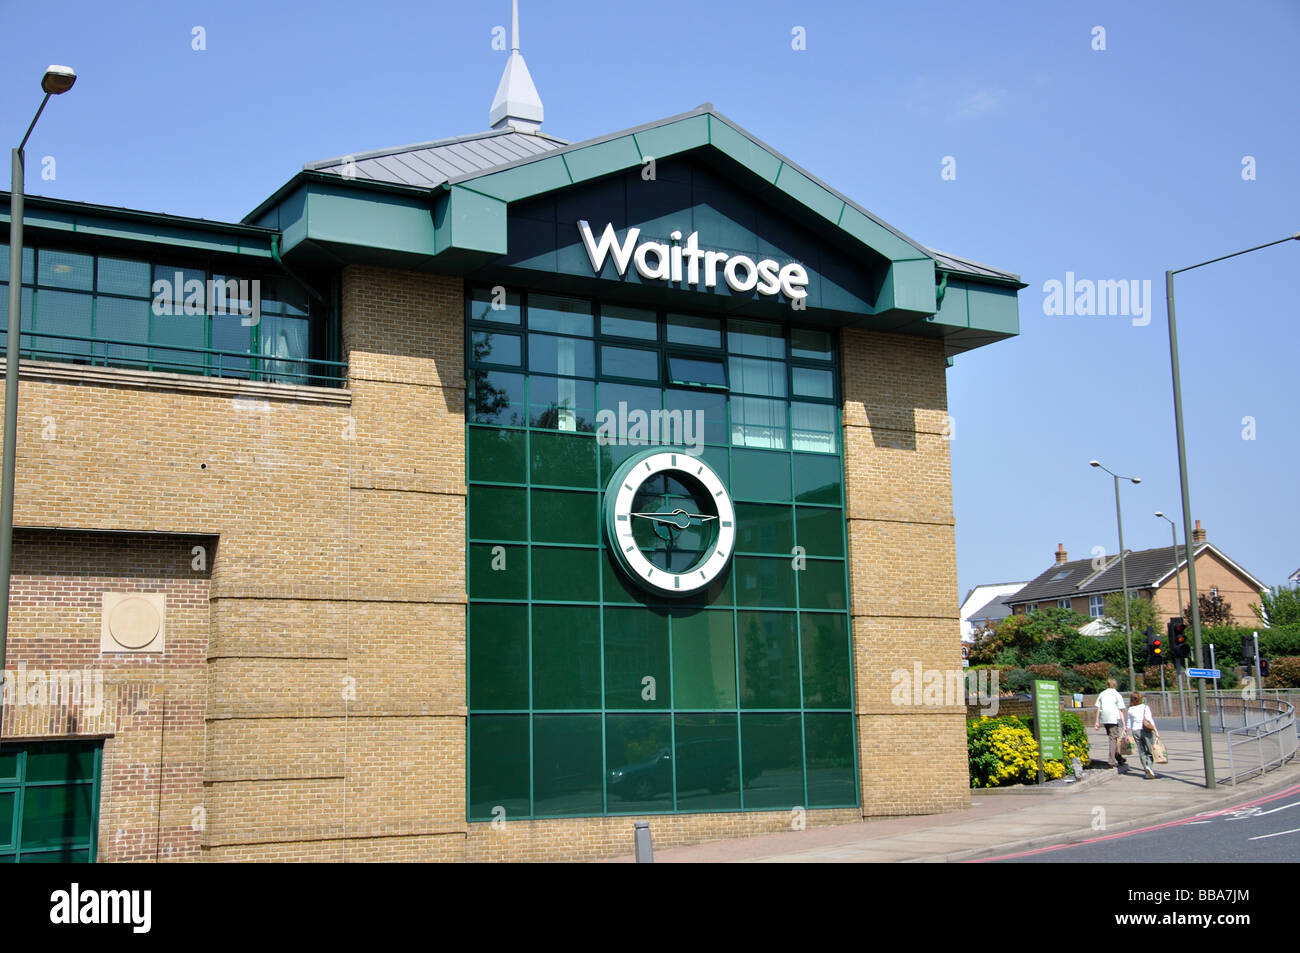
[{"xmin": 577, "ymin": 220, "xmax": 809, "ymax": 302}]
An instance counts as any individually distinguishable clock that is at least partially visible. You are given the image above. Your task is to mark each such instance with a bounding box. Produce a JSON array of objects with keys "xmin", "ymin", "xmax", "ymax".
[{"xmin": 604, "ymin": 450, "xmax": 736, "ymax": 596}]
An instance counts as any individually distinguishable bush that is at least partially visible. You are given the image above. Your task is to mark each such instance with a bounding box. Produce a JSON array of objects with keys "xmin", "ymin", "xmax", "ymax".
[
  {"xmin": 1072, "ymin": 662, "xmax": 1112, "ymax": 694},
  {"xmin": 968, "ymin": 716, "xmax": 1040, "ymax": 788},
  {"xmin": 1003, "ymin": 668, "xmax": 1033, "ymax": 694},
  {"xmin": 968, "ymin": 712, "xmax": 1091, "ymax": 787},
  {"xmin": 1059, "ymin": 633, "xmax": 1107, "ymax": 666},
  {"xmin": 1026, "ymin": 663, "xmax": 1064, "ymax": 682},
  {"xmin": 1060, "ymin": 668, "xmax": 1087, "ymax": 694},
  {"xmin": 993, "ymin": 646, "xmax": 1023, "ymax": 667},
  {"xmin": 1266, "ymin": 656, "xmax": 1300, "ymax": 689}
]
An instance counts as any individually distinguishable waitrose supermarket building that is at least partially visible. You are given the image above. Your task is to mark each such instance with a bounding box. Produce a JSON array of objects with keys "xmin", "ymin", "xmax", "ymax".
[{"xmin": 0, "ymin": 34, "xmax": 1022, "ymax": 862}]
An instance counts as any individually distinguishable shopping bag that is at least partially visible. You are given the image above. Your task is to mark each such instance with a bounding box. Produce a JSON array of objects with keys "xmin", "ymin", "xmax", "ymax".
[
  {"xmin": 1118, "ymin": 733, "xmax": 1135, "ymax": 756},
  {"xmin": 1152, "ymin": 738, "xmax": 1168, "ymax": 764}
]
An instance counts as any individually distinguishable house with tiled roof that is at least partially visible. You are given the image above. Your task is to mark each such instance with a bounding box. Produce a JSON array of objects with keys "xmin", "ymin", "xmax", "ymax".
[{"xmin": 1006, "ymin": 521, "xmax": 1268, "ymax": 631}]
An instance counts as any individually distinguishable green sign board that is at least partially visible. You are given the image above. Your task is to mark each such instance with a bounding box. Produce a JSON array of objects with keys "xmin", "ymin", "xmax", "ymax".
[{"xmin": 1034, "ymin": 680, "xmax": 1063, "ymax": 761}]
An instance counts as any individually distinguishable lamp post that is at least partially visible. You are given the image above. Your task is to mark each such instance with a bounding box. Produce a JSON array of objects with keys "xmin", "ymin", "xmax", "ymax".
[
  {"xmin": 1165, "ymin": 231, "xmax": 1300, "ymax": 790},
  {"xmin": 1154, "ymin": 512, "xmax": 1185, "ymax": 619},
  {"xmin": 1, "ymin": 66, "xmax": 77, "ymax": 705},
  {"xmin": 1090, "ymin": 459, "xmax": 1140, "ymax": 692}
]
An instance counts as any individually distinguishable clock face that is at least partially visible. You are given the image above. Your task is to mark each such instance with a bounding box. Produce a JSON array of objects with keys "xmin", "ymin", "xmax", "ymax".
[{"xmin": 604, "ymin": 450, "xmax": 736, "ymax": 596}]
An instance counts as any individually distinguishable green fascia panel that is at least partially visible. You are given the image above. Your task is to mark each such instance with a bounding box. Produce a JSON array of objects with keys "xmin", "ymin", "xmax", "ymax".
[
  {"xmin": 562, "ymin": 136, "xmax": 643, "ymax": 185},
  {"xmin": 631, "ymin": 114, "xmax": 710, "ymax": 162},
  {"xmin": 305, "ymin": 188, "xmax": 438, "ymax": 258},
  {"xmin": 275, "ymin": 188, "xmax": 310, "ymax": 254},
  {"xmin": 436, "ymin": 186, "xmax": 508, "ymax": 255},
  {"xmin": 707, "ymin": 118, "xmax": 782, "ymax": 183},
  {"xmin": 837, "ymin": 205, "xmax": 926, "ymax": 262},
  {"xmin": 465, "ymin": 156, "xmax": 574, "ymax": 204},
  {"xmin": 1, "ymin": 207, "xmax": 273, "ymax": 260},
  {"xmin": 965, "ymin": 282, "xmax": 1021, "ymax": 335},
  {"xmin": 773, "ymin": 164, "xmax": 845, "ymax": 227},
  {"xmin": 932, "ymin": 278, "xmax": 970, "ymax": 327},
  {"xmin": 876, "ymin": 258, "xmax": 937, "ymax": 316}
]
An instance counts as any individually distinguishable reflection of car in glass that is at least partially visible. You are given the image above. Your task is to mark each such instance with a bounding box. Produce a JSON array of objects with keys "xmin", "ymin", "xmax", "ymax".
[{"xmin": 608, "ymin": 741, "xmax": 762, "ymax": 801}]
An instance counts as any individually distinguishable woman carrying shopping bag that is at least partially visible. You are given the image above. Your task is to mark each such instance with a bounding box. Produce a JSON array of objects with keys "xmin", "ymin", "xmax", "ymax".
[{"xmin": 1125, "ymin": 691, "xmax": 1161, "ymax": 779}]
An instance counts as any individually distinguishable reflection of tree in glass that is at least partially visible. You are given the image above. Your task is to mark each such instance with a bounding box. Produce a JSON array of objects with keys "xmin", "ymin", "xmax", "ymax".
[{"xmin": 531, "ymin": 404, "xmax": 593, "ymax": 433}]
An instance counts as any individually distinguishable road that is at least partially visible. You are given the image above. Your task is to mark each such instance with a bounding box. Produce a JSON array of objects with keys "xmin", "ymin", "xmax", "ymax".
[{"xmin": 992, "ymin": 781, "xmax": 1300, "ymax": 862}]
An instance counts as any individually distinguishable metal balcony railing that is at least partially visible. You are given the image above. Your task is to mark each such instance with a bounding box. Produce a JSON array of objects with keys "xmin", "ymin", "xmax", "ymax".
[{"xmin": 1, "ymin": 328, "xmax": 348, "ymax": 387}]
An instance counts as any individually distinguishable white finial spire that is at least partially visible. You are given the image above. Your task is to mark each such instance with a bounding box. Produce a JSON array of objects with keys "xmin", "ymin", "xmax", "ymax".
[{"xmin": 490, "ymin": 0, "xmax": 544, "ymax": 133}]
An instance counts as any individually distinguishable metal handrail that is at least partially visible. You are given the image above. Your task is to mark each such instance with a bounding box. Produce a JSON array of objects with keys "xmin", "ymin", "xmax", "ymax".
[
  {"xmin": 1222, "ymin": 695, "xmax": 1297, "ymax": 786},
  {"xmin": 1, "ymin": 327, "xmax": 348, "ymax": 387}
]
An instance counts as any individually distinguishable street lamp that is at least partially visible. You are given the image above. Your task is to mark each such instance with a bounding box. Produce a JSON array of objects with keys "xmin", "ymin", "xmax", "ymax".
[
  {"xmin": 1, "ymin": 65, "xmax": 77, "ymax": 694},
  {"xmin": 1165, "ymin": 230, "xmax": 1300, "ymax": 790},
  {"xmin": 1090, "ymin": 459, "xmax": 1141, "ymax": 692},
  {"xmin": 1154, "ymin": 512, "xmax": 1185, "ymax": 619}
]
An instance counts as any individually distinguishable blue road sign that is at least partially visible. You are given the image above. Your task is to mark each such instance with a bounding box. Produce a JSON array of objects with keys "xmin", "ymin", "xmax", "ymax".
[{"xmin": 1187, "ymin": 668, "xmax": 1221, "ymax": 679}]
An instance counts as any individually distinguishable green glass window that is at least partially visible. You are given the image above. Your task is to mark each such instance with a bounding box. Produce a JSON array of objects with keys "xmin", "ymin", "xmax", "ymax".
[
  {"xmin": 606, "ymin": 714, "xmax": 673, "ymax": 811},
  {"xmin": 801, "ymin": 614, "xmax": 851, "ymax": 708},
  {"xmin": 673, "ymin": 714, "xmax": 740, "ymax": 811},
  {"xmin": 671, "ymin": 610, "xmax": 737, "ymax": 709},
  {"xmin": 467, "ymin": 485, "xmax": 527, "ymax": 541},
  {"xmin": 741, "ymin": 713, "xmax": 804, "ymax": 809},
  {"xmin": 738, "ymin": 611, "xmax": 800, "ymax": 707},
  {"xmin": 533, "ymin": 715, "xmax": 603, "ymax": 816},
  {"xmin": 532, "ymin": 605, "xmax": 601, "ymax": 709},
  {"xmin": 735, "ymin": 503, "xmax": 794, "ymax": 555},
  {"xmin": 468, "ymin": 715, "xmax": 529, "ymax": 819},
  {"xmin": 474, "ymin": 330, "xmax": 522, "ymax": 367},
  {"xmin": 791, "ymin": 328, "xmax": 833, "ymax": 361},
  {"xmin": 532, "ymin": 546, "xmax": 600, "ymax": 602},
  {"xmin": 0, "ymin": 740, "xmax": 101, "ymax": 863},
  {"xmin": 603, "ymin": 608, "xmax": 669, "ymax": 709},
  {"xmin": 528, "ymin": 375, "xmax": 595, "ymax": 432},
  {"xmin": 470, "ymin": 286, "xmax": 522, "ymax": 324},
  {"xmin": 470, "ymin": 371, "xmax": 526, "ymax": 427},
  {"xmin": 466, "ymin": 289, "xmax": 855, "ymax": 820},
  {"xmin": 601, "ymin": 345, "xmax": 658, "ymax": 381},
  {"xmin": 529, "ymin": 432, "xmax": 598, "ymax": 487},
  {"xmin": 530, "ymin": 489, "xmax": 597, "ymax": 544},
  {"xmin": 527, "ymin": 294, "xmax": 593, "ymax": 336},
  {"xmin": 805, "ymin": 712, "xmax": 856, "ymax": 806},
  {"xmin": 469, "ymin": 603, "xmax": 529, "ymax": 709},
  {"xmin": 469, "ymin": 543, "xmax": 527, "ymax": 600},
  {"xmin": 600, "ymin": 304, "xmax": 657, "ymax": 341},
  {"xmin": 666, "ymin": 313, "xmax": 721, "ymax": 348}
]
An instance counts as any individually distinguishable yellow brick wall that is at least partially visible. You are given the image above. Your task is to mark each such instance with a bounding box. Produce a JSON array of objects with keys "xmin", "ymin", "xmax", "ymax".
[{"xmin": 841, "ymin": 329, "xmax": 970, "ymax": 816}]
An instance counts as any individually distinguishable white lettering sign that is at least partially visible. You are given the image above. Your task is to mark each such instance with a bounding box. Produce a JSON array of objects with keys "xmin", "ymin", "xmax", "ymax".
[{"xmin": 577, "ymin": 221, "xmax": 808, "ymax": 302}]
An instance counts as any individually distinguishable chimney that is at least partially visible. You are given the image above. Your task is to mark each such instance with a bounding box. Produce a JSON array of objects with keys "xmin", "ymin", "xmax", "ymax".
[
  {"xmin": 1192, "ymin": 520, "xmax": 1206, "ymax": 544},
  {"xmin": 1055, "ymin": 543, "xmax": 1068, "ymax": 565}
]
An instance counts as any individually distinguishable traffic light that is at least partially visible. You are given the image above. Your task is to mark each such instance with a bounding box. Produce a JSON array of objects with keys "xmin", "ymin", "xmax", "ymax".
[
  {"xmin": 1260, "ymin": 657, "xmax": 1270, "ymax": 678},
  {"xmin": 1241, "ymin": 633, "xmax": 1256, "ymax": 663},
  {"xmin": 1169, "ymin": 617, "xmax": 1189, "ymax": 661},
  {"xmin": 1146, "ymin": 626, "xmax": 1164, "ymax": 667}
]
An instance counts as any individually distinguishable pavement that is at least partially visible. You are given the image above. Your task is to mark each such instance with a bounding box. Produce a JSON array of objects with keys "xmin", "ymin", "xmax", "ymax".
[{"xmin": 610, "ymin": 724, "xmax": 1300, "ymax": 862}]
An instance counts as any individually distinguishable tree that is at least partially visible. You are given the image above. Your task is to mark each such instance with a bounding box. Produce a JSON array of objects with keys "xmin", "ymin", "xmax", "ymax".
[
  {"xmin": 1187, "ymin": 591, "xmax": 1234, "ymax": 628},
  {"xmin": 1100, "ymin": 592, "xmax": 1165, "ymax": 637},
  {"xmin": 1251, "ymin": 584, "xmax": 1300, "ymax": 628}
]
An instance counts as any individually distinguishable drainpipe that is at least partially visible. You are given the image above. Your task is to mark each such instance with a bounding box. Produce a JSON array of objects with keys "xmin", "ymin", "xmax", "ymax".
[{"xmin": 270, "ymin": 234, "xmax": 329, "ymax": 310}]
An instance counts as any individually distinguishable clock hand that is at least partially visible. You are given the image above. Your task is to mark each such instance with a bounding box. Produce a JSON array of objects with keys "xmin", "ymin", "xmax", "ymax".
[{"xmin": 630, "ymin": 508, "xmax": 718, "ymax": 529}]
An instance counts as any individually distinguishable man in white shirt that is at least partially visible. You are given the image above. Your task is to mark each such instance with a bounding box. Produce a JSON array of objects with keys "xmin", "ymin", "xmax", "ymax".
[{"xmin": 1094, "ymin": 678, "xmax": 1128, "ymax": 768}]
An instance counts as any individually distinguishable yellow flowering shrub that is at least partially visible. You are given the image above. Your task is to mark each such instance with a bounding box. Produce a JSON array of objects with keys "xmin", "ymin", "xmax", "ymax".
[{"xmin": 988, "ymin": 723, "xmax": 1040, "ymax": 785}]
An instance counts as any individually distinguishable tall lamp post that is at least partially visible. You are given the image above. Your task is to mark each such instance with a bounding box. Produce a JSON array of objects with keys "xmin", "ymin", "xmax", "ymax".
[
  {"xmin": 1154, "ymin": 512, "xmax": 1185, "ymax": 620},
  {"xmin": 1, "ymin": 66, "xmax": 77, "ymax": 702},
  {"xmin": 1165, "ymin": 231, "xmax": 1300, "ymax": 790},
  {"xmin": 1090, "ymin": 459, "xmax": 1140, "ymax": 692}
]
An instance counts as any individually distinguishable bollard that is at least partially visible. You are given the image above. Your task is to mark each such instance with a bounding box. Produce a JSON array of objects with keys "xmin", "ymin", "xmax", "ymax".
[{"xmin": 634, "ymin": 821, "xmax": 654, "ymax": 863}]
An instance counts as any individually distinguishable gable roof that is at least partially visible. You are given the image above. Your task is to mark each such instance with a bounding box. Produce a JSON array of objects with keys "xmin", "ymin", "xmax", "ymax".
[{"xmin": 1008, "ymin": 542, "xmax": 1268, "ymax": 606}]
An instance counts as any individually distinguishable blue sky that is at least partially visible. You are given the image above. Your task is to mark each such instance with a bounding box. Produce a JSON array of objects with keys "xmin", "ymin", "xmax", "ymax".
[{"xmin": 3, "ymin": 0, "xmax": 1297, "ymax": 605}]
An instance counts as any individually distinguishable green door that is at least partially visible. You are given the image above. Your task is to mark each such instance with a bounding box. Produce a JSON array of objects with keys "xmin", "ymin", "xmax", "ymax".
[{"xmin": 0, "ymin": 740, "xmax": 103, "ymax": 863}]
